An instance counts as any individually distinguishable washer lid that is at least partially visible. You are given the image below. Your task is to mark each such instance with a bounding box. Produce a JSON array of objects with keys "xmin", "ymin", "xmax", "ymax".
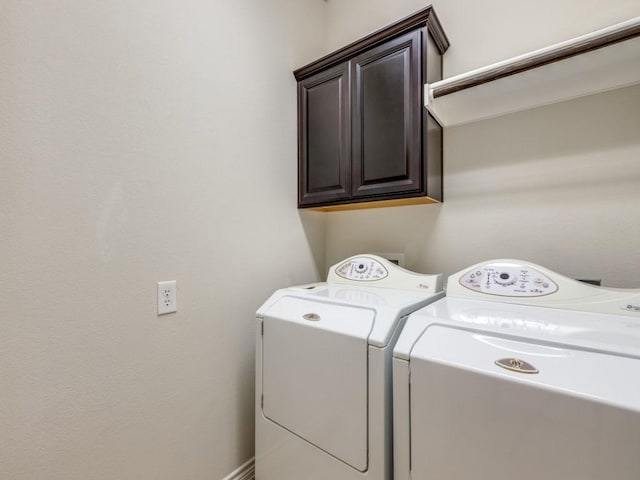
[
  {"xmin": 394, "ymin": 297, "xmax": 640, "ymax": 359},
  {"xmin": 411, "ymin": 325, "xmax": 640, "ymax": 412},
  {"xmin": 261, "ymin": 296, "xmax": 373, "ymax": 471}
]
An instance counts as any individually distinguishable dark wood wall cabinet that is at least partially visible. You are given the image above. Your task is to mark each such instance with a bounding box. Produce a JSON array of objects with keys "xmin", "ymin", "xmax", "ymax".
[{"xmin": 295, "ymin": 6, "xmax": 449, "ymax": 211}]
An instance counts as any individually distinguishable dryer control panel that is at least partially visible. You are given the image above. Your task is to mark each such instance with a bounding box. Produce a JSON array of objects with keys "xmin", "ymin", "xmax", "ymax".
[
  {"xmin": 327, "ymin": 255, "xmax": 443, "ymax": 293},
  {"xmin": 459, "ymin": 263, "xmax": 558, "ymax": 297},
  {"xmin": 335, "ymin": 257, "xmax": 389, "ymax": 281}
]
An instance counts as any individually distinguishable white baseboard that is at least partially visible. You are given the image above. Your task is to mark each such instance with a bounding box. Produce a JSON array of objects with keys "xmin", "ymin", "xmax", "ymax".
[{"xmin": 221, "ymin": 457, "xmax": 255, "ymax": 480}]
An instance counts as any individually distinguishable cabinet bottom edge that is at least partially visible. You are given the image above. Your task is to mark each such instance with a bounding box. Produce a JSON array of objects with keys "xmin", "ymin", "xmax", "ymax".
[{"xmin": 306, "ymin": 196, "xmax": 440, "ymax": 212}]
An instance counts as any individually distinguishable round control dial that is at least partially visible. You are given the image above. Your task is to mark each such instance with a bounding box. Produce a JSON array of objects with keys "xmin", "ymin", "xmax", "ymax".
[
  {"xmin": 494, "ymin": 272, "xmax": 517, "ymax": 286},
  {"xmin": 355, "ymin": 263, "xmax": 368, "ymax": 274}
]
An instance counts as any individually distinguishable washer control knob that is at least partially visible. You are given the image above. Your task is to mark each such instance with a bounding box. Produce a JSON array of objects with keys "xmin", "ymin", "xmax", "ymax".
[{"xmin": 494, "ymin": 272, "xmax": 517, "ymax": 286}]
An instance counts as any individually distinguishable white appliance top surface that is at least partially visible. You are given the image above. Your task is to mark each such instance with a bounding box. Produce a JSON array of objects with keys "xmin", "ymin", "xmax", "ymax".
[
  {"xmin": 394, "ymin": 296, "xmax": 640, "ymax": 360},
  {"xmin": 259, "ymin": 285, "xmax": 444, "ymax": 347},
  {"xmin": 296, "ymin": 284, "xmax": 442, "ymax": 309}
]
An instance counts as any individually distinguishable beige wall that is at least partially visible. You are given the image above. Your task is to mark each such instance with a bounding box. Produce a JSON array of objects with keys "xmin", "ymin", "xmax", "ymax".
[
  {"xmin": 323, "ymin": 0, "xmax": 640, "ymax": 287},
  {"xmin": 0, "ymin": 1, "xmax": 326, "ymax": 479},
  {"xmin": 3, "ymin": 1, "xmax": 640, "ymax": 479}
]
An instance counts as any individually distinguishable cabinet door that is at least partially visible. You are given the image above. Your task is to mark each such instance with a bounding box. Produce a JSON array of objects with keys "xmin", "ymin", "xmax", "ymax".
[
  {"xmin": 351, "ymin": 30, "xmax": 422, "ymax": 198},
  {"xmin": 298, "ymin": 63, "xmax": 351, "ymax": 207}
]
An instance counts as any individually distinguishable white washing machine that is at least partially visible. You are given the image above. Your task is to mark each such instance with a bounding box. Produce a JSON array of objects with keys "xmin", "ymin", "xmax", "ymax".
[
  {"xmin": 393, "ymin": 259, "xmax": 640, "ymax": 480},
  {"xmin": 255, "ymin": 255, "xmax": 444, "ymax": 480}
]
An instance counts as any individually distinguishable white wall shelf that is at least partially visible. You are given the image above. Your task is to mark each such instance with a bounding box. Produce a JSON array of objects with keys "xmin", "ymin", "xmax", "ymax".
[{"xmin": 426, "ymin": 16, "xmax": 640, "ymax": 127}]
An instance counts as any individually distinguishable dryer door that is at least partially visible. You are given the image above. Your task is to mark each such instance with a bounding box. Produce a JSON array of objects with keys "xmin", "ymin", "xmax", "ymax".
[
  {"xmin": 261, "ymin": 296, "xmax": 374, "ymax": 472},
  {"xmin": 408, "ymin": 326, "xmax": 640, "ymax": 480}
]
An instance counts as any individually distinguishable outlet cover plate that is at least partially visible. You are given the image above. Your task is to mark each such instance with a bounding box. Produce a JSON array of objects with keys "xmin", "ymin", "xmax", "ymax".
[{"xmin": 157, "ymin": 280, "xmax": 177, "ymax": 315}]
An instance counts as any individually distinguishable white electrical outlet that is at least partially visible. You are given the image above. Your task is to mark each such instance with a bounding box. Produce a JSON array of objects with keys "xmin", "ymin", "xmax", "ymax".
[{"xmin": 157, "ymin": 280, "xmax": 177, "ymax": 315}]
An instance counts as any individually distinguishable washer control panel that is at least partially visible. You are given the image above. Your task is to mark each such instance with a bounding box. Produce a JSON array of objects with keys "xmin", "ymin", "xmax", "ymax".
[
  {"xmin": 335, "ymin": 256, "xmax": 389, "ymax": 281},
  {"xmin": 459, "ymin": 263, "xmax": 558, "ymax": 297}
]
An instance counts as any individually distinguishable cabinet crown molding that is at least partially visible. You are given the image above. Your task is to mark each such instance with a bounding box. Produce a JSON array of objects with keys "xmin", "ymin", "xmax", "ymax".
[{"xmin": 294, "ymin": 5, "xmax": 449, "ymax": 81}]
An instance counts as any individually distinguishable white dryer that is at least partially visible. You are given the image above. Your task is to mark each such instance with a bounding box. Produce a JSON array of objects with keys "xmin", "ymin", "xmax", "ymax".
[
  {"xmin": 256, "ymin": 255, "xmax": 444, "ymax": 480},
  {"xmin": 393, "ymin": 259, "xmax": 640, "ymax": 480}
]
